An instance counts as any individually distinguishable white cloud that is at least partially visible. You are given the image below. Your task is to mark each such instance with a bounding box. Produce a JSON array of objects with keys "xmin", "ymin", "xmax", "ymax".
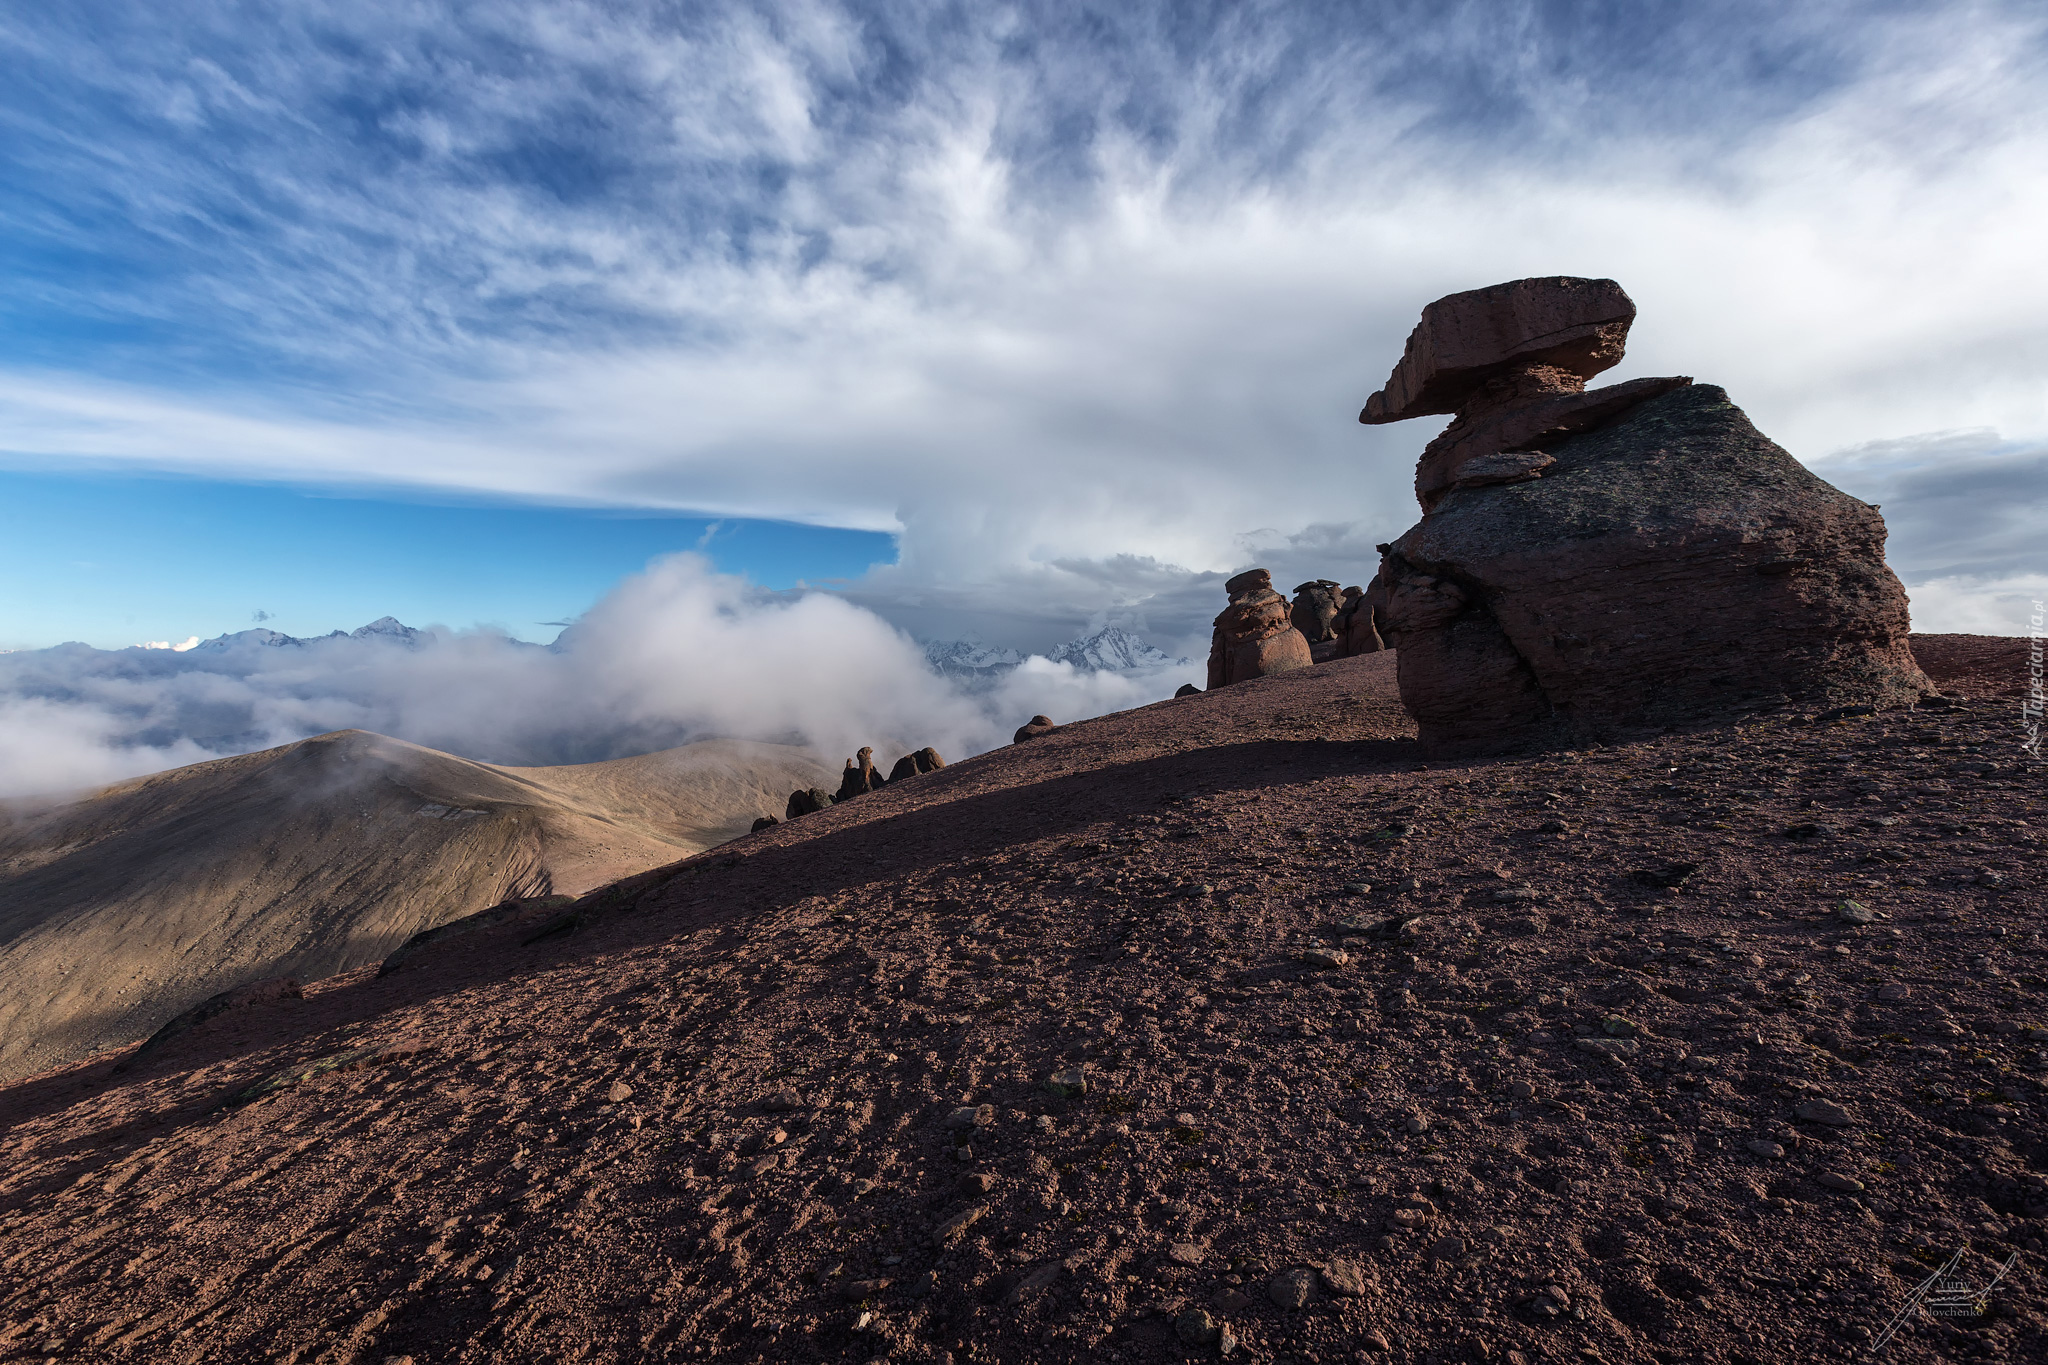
[
  {"xmin": 0, "ymin": 554, "xmax": 1200, "ymax": 800},
  {"xmin": 1901, "ymin": 574, "xmax": 2048, "ymax": 636}
]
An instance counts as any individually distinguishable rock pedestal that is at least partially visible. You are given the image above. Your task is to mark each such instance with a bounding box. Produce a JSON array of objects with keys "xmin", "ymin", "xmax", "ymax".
[
  {"xmin": 1360, "ymin": 276, "xmax": 1693, "ymax": 512},
  {"xmin": 836, "ymin": 746, "xmax": 885, "ymax": 801},
  {"xmin": 1207, "ymin": 569, "xmax": 1313, "ymax": 688},
  {"xmin": 1361, "ymin": 278, "xmax": 1929, "ymax": 754}
]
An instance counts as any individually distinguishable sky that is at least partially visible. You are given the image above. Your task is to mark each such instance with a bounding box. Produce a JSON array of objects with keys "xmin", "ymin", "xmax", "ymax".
[
  {"xmin": 1, "ymin": 1, "xmax": 2044, "ymax": 658},
  {"xmin": 0, "ymin": 469, "xmax": 894, "ymax": 648}
]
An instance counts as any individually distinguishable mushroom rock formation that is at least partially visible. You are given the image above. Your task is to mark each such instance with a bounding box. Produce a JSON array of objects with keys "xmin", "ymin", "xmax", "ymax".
[
  {"xmin": 1290, "ymin": 580, "xmax": 1343, "ymax": 643},
  {"xmin": 786, "ymin": 787, "xmax": 835, "ymax": 819},
  {"xmin": 1207, "ymin": 569, "xmax": 1314, "ymax": 688},
  {"xmin": 1360, "ymin": 281, "xmax": 1930, "ymax": 753},
  {"xmin": 1013, "ymin": 715, "xmax": 1058, "ymax": 743},
  {"xmin": 886, "ymin": 746, "xmax": 948, "ymax": 782},
  {"xmin": 1360, "ymin": 276, "xmax": 1694, "ymax": 513}
]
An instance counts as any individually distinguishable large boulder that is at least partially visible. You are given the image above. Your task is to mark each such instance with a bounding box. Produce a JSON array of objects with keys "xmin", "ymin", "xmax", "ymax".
[
  {"xmin": 1340, "ymin": 568, "xmax": 1389, "ymax": 656},
  {"xmin": 1290, "ymin": 580, "xmax": 1343, "ymax": 643},
  {"xmin": 886, "ymin": 746, "xmax": 947, "ymax": 782},
  {"xmin": 786, "ymin": 787, "xmax": 835, "ymax": 819},
  {"xmin": 1374, "ymin": 382, "xmax": 1930, "ymax": 753},
  {"xmin": 1361, "ymin": 275, "xmax": 1637, "ymax": 424},
  {"xmin": 1207, "ymin": 569, "xmax": 1313, "ymax": 688}
]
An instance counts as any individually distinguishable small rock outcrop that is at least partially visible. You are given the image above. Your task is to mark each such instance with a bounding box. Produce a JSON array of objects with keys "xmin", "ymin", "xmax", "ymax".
[
  {"xmin": 1013, "ymin": 715, "xmax": 1058, "ymax": 743},
  {"xmin": 750, "ymin": 815, "xmax": 779, "ymax": 833},
  {"xmin": 1333, "ymin": 582, "xmax": 1386, "ymax": 656},
  {"xmin": 1174, "ymin": 683, "xmax": 1201, "ymax": 698},
  {"xmin": 1359, "ymin": 277, "xmax": 1930, "ymax": 754},
  {"xmin": 1289, "ymin": 580, "xmax": 1342, "ymax": 643},
  {"xmin": 1206, "ymin": 569, "xmax": 1313, "ymax": 688},
  {"xmin": 1340, "ymin": 557, "xmax": 1393, "ymax": 656},
  {"xmin": 836, "ymin": 746, "xmax": 886, "ymax": 802},
  {"xmin": 120, "ymin": 976, "xmax": 304, "ymax": 1069},
  {"xmin": 785, "ymin": 787, "xmax": 835, "ymax": 819},
  {"xmin": 886, "ymin": 747, "xmax": 947, "ymax": 782}
]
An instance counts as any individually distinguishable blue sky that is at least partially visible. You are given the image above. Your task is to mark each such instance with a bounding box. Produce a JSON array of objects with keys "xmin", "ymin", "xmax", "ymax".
[
  {"xmin": 0, "ymin": 469, "xmax": 895, "ymax": 648},
  {"xmin": 2, "ymin": 0, "xmax": 2044, "ymax": 652}
]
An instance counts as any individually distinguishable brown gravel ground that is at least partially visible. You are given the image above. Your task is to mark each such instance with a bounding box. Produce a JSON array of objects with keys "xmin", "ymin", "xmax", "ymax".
[{"xmin": 1, "ymin": 636, "xmax": 2041, "ymax": 1365}]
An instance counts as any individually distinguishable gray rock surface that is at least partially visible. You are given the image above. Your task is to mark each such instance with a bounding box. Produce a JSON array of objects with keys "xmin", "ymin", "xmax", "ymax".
[{"xmin": 1377, "ymin": 383, "xmax": 1929, "ymax": 754}]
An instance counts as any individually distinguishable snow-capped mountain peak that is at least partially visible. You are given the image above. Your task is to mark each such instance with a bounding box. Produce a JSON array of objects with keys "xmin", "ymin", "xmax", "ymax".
[
  {"xmin": 349, "ymin": 616, "xmax": 421, "ymax": 645},
  {"xmin": 923, "ymin": 638, "xmax": 1027, "ymax": 676},
  {"xmin": 193, "ymin": 628, "xmax": 304, "ymax": 652},
  {"xmin": 920, "ymin": 626, "xmax": 1190, "ymax": 681},
  {"xmin": 1043, "ymin": 625, "xmax": 1187, "ymax": 672}
]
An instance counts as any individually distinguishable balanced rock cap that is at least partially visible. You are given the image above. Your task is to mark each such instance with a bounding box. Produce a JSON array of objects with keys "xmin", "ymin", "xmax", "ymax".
[
  {"xmin": 1361, "ymin": 276, "xmax": 1636, "ymax": 425},
  {"xmin": 1224, "ymin": 568, "xmax": 1274, "ymax": 597}
]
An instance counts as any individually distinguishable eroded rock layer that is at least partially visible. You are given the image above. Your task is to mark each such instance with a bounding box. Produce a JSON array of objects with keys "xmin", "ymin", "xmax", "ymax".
[{"xmin": 1207, "ymin": 569, "xmax": 1313, "ymax": 689}]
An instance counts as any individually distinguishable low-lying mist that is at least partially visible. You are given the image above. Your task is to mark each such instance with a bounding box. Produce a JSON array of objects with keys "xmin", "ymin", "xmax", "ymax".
[{"xmin": 0, "ymin": 555, "xmax": 1202, "ymax": 801}]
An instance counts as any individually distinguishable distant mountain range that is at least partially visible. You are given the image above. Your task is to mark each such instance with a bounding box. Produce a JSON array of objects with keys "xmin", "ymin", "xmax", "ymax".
[
  {"xmin": 95, "ymin": 619, "xmax": 1188, "ymax": 676},
  {"xmin": 186, "ymin": 616, "xmax": 427, "ymax": 651},
  {"xmin": 923, "ymin": 625, "xmax": 1189, "ymax": 680}
]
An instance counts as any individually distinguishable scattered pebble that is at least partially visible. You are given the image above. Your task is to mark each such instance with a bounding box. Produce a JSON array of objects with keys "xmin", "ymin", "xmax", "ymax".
[
  {"xmin": 1268, "ymin": 1267, "xmax": 1318, "ymax": 1309},
  {"xmin": 1175, "ymin": 1308, "xmax": 1221, "ymax": 1346},
  {"xmin": 1793, "ymin": 1099, "xmax": 1855, "ymax": 1127},
  {"xmin": 1320, "ymin": 1258, "xmax": 1369, "ymax": 1296}
]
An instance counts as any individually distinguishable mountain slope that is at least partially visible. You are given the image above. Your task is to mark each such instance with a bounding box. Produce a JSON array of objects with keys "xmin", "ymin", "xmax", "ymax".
[
  {"xmin": 0, "ymin": 637, "xmax": 2037, "ymax": 1365},
  {"xmin": 0, "ymin": 730, "xmax": 829, "ymax": 1081}
]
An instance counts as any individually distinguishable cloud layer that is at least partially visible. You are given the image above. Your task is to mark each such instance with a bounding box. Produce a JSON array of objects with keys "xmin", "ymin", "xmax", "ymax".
[
  {"xmin": 0, "ymin": 554, "xmax": 1199, "ymax": 800},
  {"xmin": 1, "ymin": 2, "xmax": 2042, "ymax": 648}
]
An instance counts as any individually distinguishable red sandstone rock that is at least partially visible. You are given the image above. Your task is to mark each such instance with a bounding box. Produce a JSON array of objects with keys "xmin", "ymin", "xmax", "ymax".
[
  {"xmin": 1206, "ymin": 569, "xmax": 1313, "ymax": 687},
  {"xmin": 1412, "ymin": 375, "xmax": 1692, "ymax": 510},
  {"xmin": 1376, "ymin": 383, "xmax": 1931, "ymax": 753},
  {"xmin": 885, "ymin": 746, "xmax": 947, "ymax": 782},
  {"xmin": 1013, "ymin": 715, "xmax": 1058, "ymax": 743},
  {"xmin": 1290, "ymin": 580, "xmax": 1342, "ymax": 643},
  {"xmin": 1361, "ymin": 277, "xmax": 1693, "ymax": 511},
  {"xmin": 835, "ymin": 746, "xmax": 886, "ymax": 801},
  {"xmin": 1357, "ymin": 278, "xmax": 1927, "ymax": 753},
  {"xmin": 1341, "ymin": 563, "xmax": 1391, "ymax": 656},
  {"xmin": 1360, "ymin": 276, "xmax": 1636, "ymax": 425}
]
